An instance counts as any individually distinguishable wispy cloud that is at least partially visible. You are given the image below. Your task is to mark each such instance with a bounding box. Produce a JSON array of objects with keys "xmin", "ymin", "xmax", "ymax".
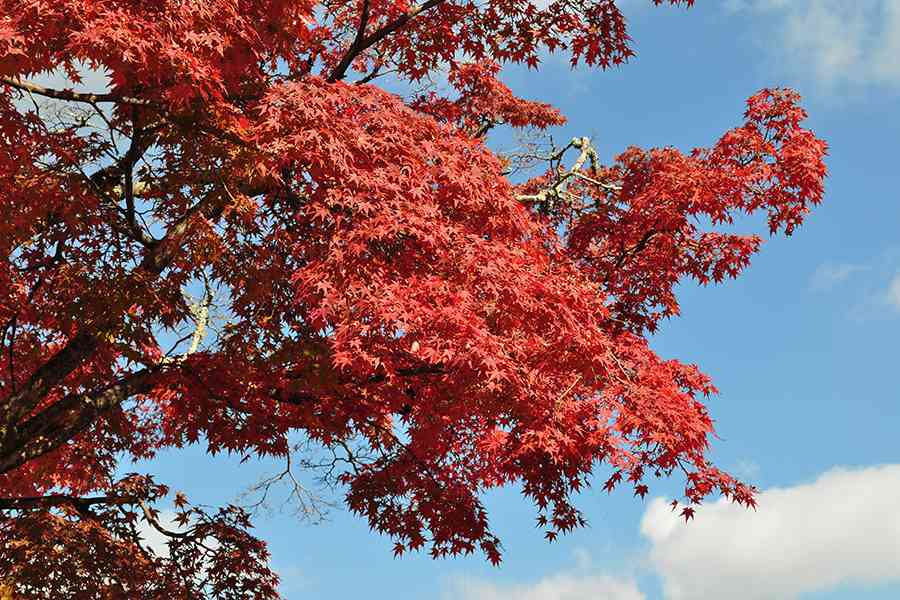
[
  {"xmin": 727, "ymin": 1, "xmax": 900, "ymax": 92},
  {"xmin": 886, "ymin": 273, "xmax": 900, "ymax": 311},
  {"xmin": 444, "ymin": 571, "xmax": 645, "ymax": 600},
  {"xmin": 844, "ymin": 262, "xmax": 900, "ymax": 320},
  {"xmin": 641, "ymin": 464, "xmax": 900, "ymax": 600},
  {"xmin": 443, "ymin": 545, "xmax": 644, "ymax": 600},
  {"xmin": 809, "ymin": 261, "xmax": 867, "ymax": 291},
  {"xmin": 733, "ymin": 458, "xmax": 761, "ymax": 480},
  {"xmin": 809, "ymin": 255, "xmax": 900, "ymax": 318}
]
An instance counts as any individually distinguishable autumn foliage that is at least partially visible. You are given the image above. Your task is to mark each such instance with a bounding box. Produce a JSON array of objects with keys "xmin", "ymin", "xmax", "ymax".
[{"xmin": 0, "ymin": 0, "xmax": 826, "ymax": 597}]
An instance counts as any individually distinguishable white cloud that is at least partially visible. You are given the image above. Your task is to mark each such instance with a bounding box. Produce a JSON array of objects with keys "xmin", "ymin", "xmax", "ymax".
[
  {"xmin": 136, "ymin": 509, "xmax": 182, "ymax": 558},
  {"xmin": 442, "ymin": 465, "xmax": 900, "ymax": 600},
  {"xmin": 852, "ymin": 270, "xmax": 900, "ymax": 318},
  {"xmin": 733, "ymin": 458, "xmax": 761, "ymax": 480},
  {"xmin": 887, "ymin": 273, "xmax": 900, "ymax": 311},
  {"xmin": 809, "ymin": 262, "xmax": 866, "ymax": 291},
  {"xmin": 444, "ymin": 546, "xmax": 645, "ymax": 600},
  {"xmin": 729, "ymin": 1, "xmax": 900, "ymax": 91},
  {"xmin": 641, "ymin": 464, "xmax": 900, "ymax": 600},
  {"xmin": 445, "ymin": 572, "xmax": 646, "ymax": 600}
]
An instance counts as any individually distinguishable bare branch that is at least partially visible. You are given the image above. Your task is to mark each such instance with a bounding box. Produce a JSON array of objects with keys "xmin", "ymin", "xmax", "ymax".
[
  {"xmin": 514, "ymin": 136, "xmax": 621, "ymax": 210},
  {"xmin": 240, "ymin": 453, "xmax": 333, "ymax": 522}
]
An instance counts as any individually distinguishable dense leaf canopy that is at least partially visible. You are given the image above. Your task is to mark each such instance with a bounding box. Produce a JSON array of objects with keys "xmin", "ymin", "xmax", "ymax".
[{"xmin": 0, "ymin": 0, "xmax": 826, "ymax": 597}]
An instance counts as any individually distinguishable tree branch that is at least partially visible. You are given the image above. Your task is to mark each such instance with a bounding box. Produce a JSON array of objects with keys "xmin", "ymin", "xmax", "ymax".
[
  {"xmin": 3, "ymin": 77, "xmax": 250, "ymax": 148},
  {"xmin": 0, "ymin": 493, "xmax": 139, "ymax": 512},
  {"xmin": 329, "ymin": 0, "xmax": 372, "ymax": 83},
  {"xmin": 1, "ymin": 76, "xmax": 155, "ymax": 107},
  {"xmin": 515, "ymin": 136, "xmax": 620, "ymax": 209},
  {"xmin": 0, "ymin": 369, "xmax": 156, "ymax": 475},
  {"xmin": 328, "ymin": 0, "xmax": 449, "ymax": 82},
  {"xmin": 0, "ymin": 184, "xmax": 231, "ymax": 470}
]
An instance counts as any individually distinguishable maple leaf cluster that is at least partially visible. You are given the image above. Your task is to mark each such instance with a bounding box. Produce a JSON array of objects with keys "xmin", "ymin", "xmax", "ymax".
[{"xmin": 0, "ymin": 0, "xmax": 825, "ymax": 596}]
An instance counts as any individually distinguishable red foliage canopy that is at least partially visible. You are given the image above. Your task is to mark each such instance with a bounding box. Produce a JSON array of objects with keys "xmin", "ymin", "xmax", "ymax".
[{"xmin": 0, "ymin": 0, "xmax": 825, "ymax": 597}]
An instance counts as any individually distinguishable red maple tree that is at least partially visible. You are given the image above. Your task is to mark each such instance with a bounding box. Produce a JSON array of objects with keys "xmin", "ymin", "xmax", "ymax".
[{"xmin": 0, "ymin": 0, "xmax": 826, "ymax": 597}]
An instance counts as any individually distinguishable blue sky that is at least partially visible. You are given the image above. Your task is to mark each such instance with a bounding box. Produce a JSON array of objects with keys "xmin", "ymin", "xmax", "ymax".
[{"xmin": 140, "ymin": 2, "xmax": 900, "ymax": 598}]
